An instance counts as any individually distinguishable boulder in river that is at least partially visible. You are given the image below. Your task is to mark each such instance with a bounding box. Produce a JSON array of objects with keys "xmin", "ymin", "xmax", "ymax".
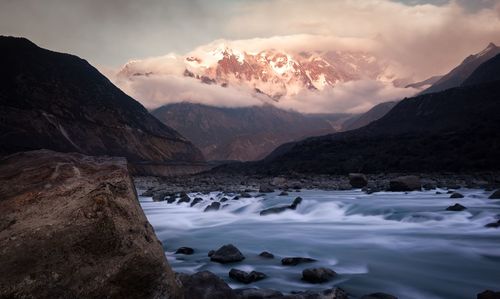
[
  {"xmin": 234, "ymin": 288, "xmax": 283, "ymax": 299},
  {"xmin": 175, "ymin": 247, "xmax": 194, "ymax": 255},
  {"xmin": 446, "ymin": 203, "xmax": 467, "ymax": 211},
  {"xmin": 361, "ymin": 293, "xmax": 398, "ymax": 299},
  {"xmin": 204, "ymin": 202, "xmax": 221, "ymax": 212},
  {"xmin": 291, "ymin": 288, "xmax": 348, "ymax": 299},
  {"xmin": 450, "ymin": 192, "xmax": 464, "ymax": 199},
  {"xmin": 260, "ymin": 196, "xmax": 303, "ymax": 215},
  {"xmin": 477, "ymin": 290, "xmax": 500, "ymax": 299},
  {"xmin": 177, "ymin": 271, "xmax": 235, "ymax": 299},
  {"xmin": 302, "ymin": 267, "xmax": 336, "ymax": 283},
  {"xmin": 178, "ymin": 192, "xmax": 191, "ymax": 204},
  {"xmin": 281, "ymin": 257, "xmax": 317, "ymax": 266},
  {"xmin": 388, "ymin": 176, "xmax": 421, "ymax": 191},
  {"xmin": 349, "ymin": 173, "xmax": 368, "ymax": 188},
  {"xmin": 229, "ymin": 269, "xmax": 267, "ymax": 284},
  {"xmin": 259, "ymin": 251, "xmax": 275, "ymax": 259},
  {"xmin": 279, "ymin": 191, "xmax": 289, "ymax": 196},
  {"xmin": 489, "ymin": 190, "xmax": 500, "ymax": 199},
  {"xmin": 485, "ymin": 223, "xmax": 500, "ymax": 228},
  {"xmin": 190, "ymin": 197, "xmax": 203, "ymax": 207},
  {"xmin": 210, "ymin": 244, "xmax": 245, "ymax": 264},
  {"xmin": 0, "ymin": 150, "xmax": 181, "ymax": 298}
]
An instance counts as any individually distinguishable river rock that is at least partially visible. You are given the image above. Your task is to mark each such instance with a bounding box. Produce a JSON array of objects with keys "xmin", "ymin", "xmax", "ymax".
[
  {"xmin": 489, "ymin": 190, "xmax": 500, "ymax": 199},
  {"xmin": 291, "ymin": 287, "xmax": 348, "ymax": 299},
  {"xmin": 259, "ymin": 251, "xmax": 275, "ymax": 259},
  {"xmin": 177, "ymin": 271, "xmax": 236, "ymax": 299},
  {"xmin": 178, "ymin": 192, "xmax": 191, "ymax": 203},
  {"xmin": 260, "ymin": 206, "xmax": 290, "ymax": 216},
  {"xmin": 0, "ymin": 150, "xmax": 181, "ymax": 298},
  {"xmin": 166, "ymin": 196, "xmax": 177, "ymax": 203},
  {"xmin": 361, "ymin": 293, "xmax": 398, "ymax": 299},
  {"xmin": 450, "ymin": 192, "xmax": 464, "ymax": 198},
  {"xmin": 229, "ymin": 269, "xmax": 267, "ymax": 284},
  {"xmin": 446, "ymin": 203, "xmax": 467, "ymax": 211},
  {"xmin": 190, "ymin": 197, "xmax": 203, "ymax": 207},
  {"xmin": 210, "ymin": 244, "xmax": 245, "ymax": 263},
  {"xmin": 485, "ymin": 220, "xmax": 500, "ymax": 228},
  {"xmin": 204, "ymin": 202, "xmax": 221, "ymax": 212},
  {"xmin": 290, "ymin": 196, "xmax": 303, "ymax": 209},
  {"xmin": 349, "ymin": 173, "xmax": 368, "ymax": 188},
  {"xmin": 279, "ymin": 191, "xmax": 289, "ymax": 196},
  {"xmin": 240, "ymin": 192, "xmax": 253, "ymax": 198},
  {"xmin": 220, "ymin": 197, "xmax": 229, "ymax": 202},
  {"xmin": 302, "ymin": 267, "xmax": 336, "ymax": 283},
  {"xmin": 477, "ymin": 290, "xmax": 500, "ymax": 299},
  {"xmin": 175, "ymin": 247, "xmax": 194, "ymax": 255},
  {"xmin": 234, "ymin": 288, "xmax": 283, "ymax": 299},
  {"xmin": 388, "ymin": 176, "xmax": 421, "ymax": 191},
  {"xmin": 281, "ymin": 257, "xmax": 317, "ymax": 266}
]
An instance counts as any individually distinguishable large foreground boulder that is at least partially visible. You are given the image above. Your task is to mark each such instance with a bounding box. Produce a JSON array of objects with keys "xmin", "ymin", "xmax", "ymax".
[{"xmin": 0, "ymin": 150, "xmax": 181, "ymax": 298}]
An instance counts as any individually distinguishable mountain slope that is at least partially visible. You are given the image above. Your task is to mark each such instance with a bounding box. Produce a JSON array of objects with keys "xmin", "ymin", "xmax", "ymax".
[
  {"xmin": 421, "ymin": 42, "xmax": 500, "ymax": 94},
  {"xmin": 462, "ymin": 54, "xmax": 500, "ymax": 86},
  {"xmin": 341, "ymin": 101, "xmax": 398, "ymax": 131},
  {"xmin": 228, "ymin": 53, "xmax": 500, "ymax": 174},
  {"xmin": 0, "ymin": 36, "xmax": 205, "ymax": 175},
  {"xmin": 152, "ymin": 103, "xmax": 344, "ymax": 161}
]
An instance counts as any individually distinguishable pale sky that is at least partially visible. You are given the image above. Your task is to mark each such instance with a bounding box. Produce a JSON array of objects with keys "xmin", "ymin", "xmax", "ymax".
[{"xmin": 1, "ymin": 0, "xmax": 499, "ymax": 70}]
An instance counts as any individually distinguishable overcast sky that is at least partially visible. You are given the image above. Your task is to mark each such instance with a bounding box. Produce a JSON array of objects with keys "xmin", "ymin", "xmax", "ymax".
[{"xmin": 1, "ymin": 0, "xmax": 499, "ymax": 71}]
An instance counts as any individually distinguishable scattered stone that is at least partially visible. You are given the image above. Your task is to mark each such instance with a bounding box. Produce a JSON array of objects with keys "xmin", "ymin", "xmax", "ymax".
[
  {"xmin": 349, "ymin": 173, "xmax": 368, "ymax": 188},
  {"xmin": 259, "ymin": 251, "xmax": 275, "ymax": 259},
  {"xmin": 240, "ymin": 192, "xmax": 252, "ymax": 198},
  {"xmin": 166, "ymin": 196, "xmax": 177, "ymax": 203},
  {"xmin": 178, "ymin": 192, "xmax": 191, "ymax": 204},
  {"xmin": 477, "ymin": 290, "xmax": 500, "ymax": 299},
  {"xmin": 281, "ymin": 257, "xmax": 316, "ymax": 266},
  {"xmin": 259, "ymin": 184, "xmax": 274, "ymax": 193},
  {"xmin": 271, "ymin": 177, "xmax": 287, "ymax": 186},
  {"xmin": 229, "ymin": 269, "xmax": 267, "ymax": 284},
  {"xmin": 232, "ymin": 196, "xmax": 240, "ymax": 200},
  {"xmin": 291, "ymin": 288, "xmax": 348, "ymax": 299},
  {"xmin": 260, "ymin": 197, "xmax": 303, "ymax": 215},
  {"xmin": 234, "ymin": 288, "xmax": 283, "ymax": 299},
  {"xmin": 177, "ymin": 271, "xmax": 235, "ymax": 299},
  {"xmin": 388, "ymin": 176, "xmax": 421, "ymax": 191},
  {"xmin": 190, "ymin": 197, "xmax": 203, "ymax": 207},
  {"xmin": 152, "ymin": 192, "xmax": 168, "ymax": 202},
  {"xmin": 210, "ymin": 244, "xmax": 245, "ymax": 264},
  {"xmin": 290, "ymin": 196, "xmax": 303, "ymax": 209},
  {"xmin": 450, "ymin": 192, "xmax": 464, "ymax": 199},
  {"xmin": 208, "ymin": 250, "xmax": 215, "ymax": 257},
  {"xmin": 361, "ymin": 293, "xmax": 398, "ymax": 299},
  {"xmin": 260, "ymin": 206, "xmax": 289, "ymax": 216},
  {"xmin": 175, "ymin": 247, "xmax": 194, "ymax": 255},
  {"xmin": 302, "ymin": 267, "xmax": 336, "ymax": 283},
  {"xmin": 204, "ymin": 202, "xmax": 221, "ymax": 212},
  {"xmin": 489, "ymin": 190, "xmax": 500, "ymax": 199},
  {"xmin": 446, "ymin": 203, "xmax": 466, "ymax": 211},
  {"xmin": 220, "ymin": 197, "xmax": 229, "ymax": 202},
  {"xmin": 279, "ymin": 191, "xmax": 289, "ymax": 196},
  {"xmin": 485, "ymin": 220, "xmax": 500, "ymax": 228}
]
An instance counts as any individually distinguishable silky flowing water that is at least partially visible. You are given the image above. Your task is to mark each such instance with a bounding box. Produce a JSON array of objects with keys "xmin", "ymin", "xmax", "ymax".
[{"xmin": 139, "ymin": 189, "xmax": 500, "ymax": 299}]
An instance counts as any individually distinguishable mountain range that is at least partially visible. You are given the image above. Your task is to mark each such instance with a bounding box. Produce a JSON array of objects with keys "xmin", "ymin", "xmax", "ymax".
[
  {"xmin": 117, "ymin": 42, "xmax": 397, "ymax": 101},
  {"xmin": 221, "ymin": 52, "xmax": 500, "ymax": 174},
  {"xmin": 0, "ymin": 36, "xmax": 205, "ymax": 176}
]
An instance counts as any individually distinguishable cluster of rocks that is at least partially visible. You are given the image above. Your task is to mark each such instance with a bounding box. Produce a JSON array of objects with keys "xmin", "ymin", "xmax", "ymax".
[
  {"xmin": 171, "ymin": 243, "xmax": 397, "ymax": 298},
  {"xmin": 135, "ymin": 172, "xmax": 500, "ymax": 201}
]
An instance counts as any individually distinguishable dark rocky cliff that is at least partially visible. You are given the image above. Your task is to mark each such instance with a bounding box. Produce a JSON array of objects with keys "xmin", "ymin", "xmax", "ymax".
[{"xmin": 0, "ymin": 36, "xmax": 205, "ymax": 175}]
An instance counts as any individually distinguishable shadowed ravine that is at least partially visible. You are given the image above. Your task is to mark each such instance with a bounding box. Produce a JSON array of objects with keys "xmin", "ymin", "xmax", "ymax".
[{"xmin": 139, "ymin": 188, "xmax": 500, "ymax": 299}]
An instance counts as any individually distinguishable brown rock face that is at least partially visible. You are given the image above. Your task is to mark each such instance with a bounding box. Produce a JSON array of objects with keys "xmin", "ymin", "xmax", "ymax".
[{"xmin": 0, "ymin": 150, "xmax": 181, "ymax": 298}]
